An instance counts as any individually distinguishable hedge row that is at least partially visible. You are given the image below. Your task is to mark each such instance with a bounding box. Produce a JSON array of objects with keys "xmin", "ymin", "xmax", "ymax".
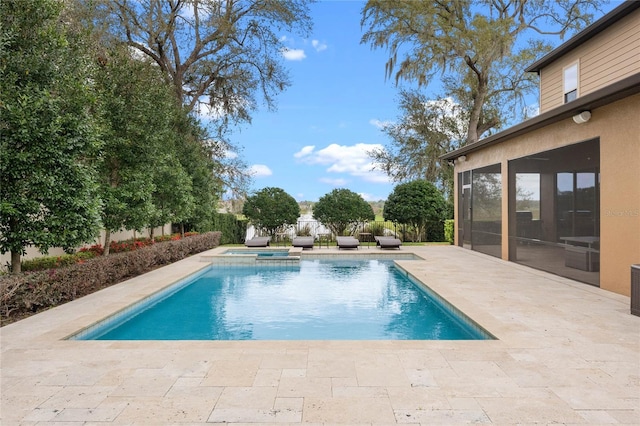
[
  {"xmin": 211, "ymin": 213, "xmax": 247, "ymax": 245},
  {"xmin": 0, "ymin": 231, "xmax": 221, "ymax": 326},
  {"xmin": 21, "ymin": 251, "xmax": 99, "ymax": 272}
]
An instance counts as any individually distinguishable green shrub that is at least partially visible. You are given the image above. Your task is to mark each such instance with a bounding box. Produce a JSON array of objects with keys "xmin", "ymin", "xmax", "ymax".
[
  {"xmin": 21, "ymin": 251, "xmax": 98, "ymax": 272},
  {"xmin": 425, "ymin": 220, "xmax": 445, "ymax": 242},
  {"xmin": 212, "ymin": 213, "xmax": 246, "ymax": 244},
  {"xmin": 444, "ymin": 219, "xmax": 455, "ymax": 244},
  {"xmin": 367, "ymin": 222, "xmax": 387, "ymax": 237},
  {"xmin": 153, "ymin": 233, "xmax": 182, "ymax": 242},
  {"xmin": 1, "ymin": 232, "xmax": 222, "ymax": 325}
]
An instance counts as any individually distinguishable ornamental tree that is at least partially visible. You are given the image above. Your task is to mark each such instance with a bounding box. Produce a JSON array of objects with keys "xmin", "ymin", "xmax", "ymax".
[
  {"xmin": 383, "ymin": 180, "xmax": 447, "ymax": 242},
  {"xmin": 313, "ymin": 189, "xmax": 375, "ymax": 236},
  {"xmin": 242, "ymin": 187, "xmax": 300, "ymax": 236},
  {"xmin": 93, "ymin": 46, "xmax": 178, "ymax": 254},
  {"xmin": 0, "ymin": 0, "xmax": 102, "ymax": 273},
  {"xmin": 171, "ymin": 113, "xmax": 223, "ymax": 234}
]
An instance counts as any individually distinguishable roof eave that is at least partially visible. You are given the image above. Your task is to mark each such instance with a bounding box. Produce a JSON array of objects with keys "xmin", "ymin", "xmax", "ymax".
[
  {"xmin": 441, "ymin": 73, "xmax": 640, "ymax": 161},
  {"xmin": 525, "ymin": 1, "xmax": 640, "ymax": 74}
]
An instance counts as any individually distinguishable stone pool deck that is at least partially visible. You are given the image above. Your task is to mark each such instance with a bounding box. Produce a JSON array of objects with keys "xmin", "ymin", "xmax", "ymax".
[{"xmin": 1, "ymin": 245, "xmax": 638, "ymax": 424}]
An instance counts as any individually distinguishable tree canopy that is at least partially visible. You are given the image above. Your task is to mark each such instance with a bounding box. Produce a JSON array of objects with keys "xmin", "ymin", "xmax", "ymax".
[
  {"xmin": 93, "ymin": 46, "xmax": 186, "ymax": 254},
  {"xmin": 313, "ymin": 189, "xmax": 375, "ymax": 236},
  {"xmin": 76, "ymin": 0, "xmax": 312, "ymax": 198},
  {"xmin": 369, "ymin": 92, "xmax": 465, "ymax": 202},
  {"xmin": 242, "ymin": 187, "xmax": 300, "ymax": 236},
  {"xmin": 383, "ymin": 180, "xmax": 447, "ymax": 242},
  {"xmin": 99, "ymin": 0, "xmax": 313, "ymax": 115},
  {"xmin": 361, "ymin": 0, "xmax": 603, "ymax": 145},
  {"xmin": 0, "ymin": 0, "xmax": 103, "ymax": 272}
]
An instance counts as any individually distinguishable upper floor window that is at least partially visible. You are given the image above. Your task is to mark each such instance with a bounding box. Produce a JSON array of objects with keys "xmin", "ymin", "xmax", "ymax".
[{"xmin": 564, "ymin": 63, "xmax": 578, "ymax": 103}]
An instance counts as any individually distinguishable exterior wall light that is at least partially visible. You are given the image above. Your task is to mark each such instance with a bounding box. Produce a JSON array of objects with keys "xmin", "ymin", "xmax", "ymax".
[
  {"xmin": 573, "ymin": 111, "xmax": 591, "ymax": 124},
  {"xmin": 457, "ymin": 155, "xmax": 467, "ymax": 162}
]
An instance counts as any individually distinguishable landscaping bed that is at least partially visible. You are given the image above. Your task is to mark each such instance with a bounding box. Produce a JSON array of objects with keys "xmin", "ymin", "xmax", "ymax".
[{"xmin": 0, "ymin": 231, "xmax": 221, "ymax": 326}]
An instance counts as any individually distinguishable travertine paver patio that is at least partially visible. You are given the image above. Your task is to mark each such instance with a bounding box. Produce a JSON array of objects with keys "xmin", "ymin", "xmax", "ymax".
[{"xmin": 1, "ymin": 245, "xmax": 638, "ymax": 424}]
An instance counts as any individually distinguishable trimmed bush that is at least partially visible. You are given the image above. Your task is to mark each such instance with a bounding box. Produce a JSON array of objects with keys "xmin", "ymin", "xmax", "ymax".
[
  {"xmin": 425, "ymin": 220, "xmax": 445, "ymax": 242},
  {"xmin": 0, "ymin": 232, "xmax": 221, "ymax": 325},
  {"xmin": 444, "ymin": 219, "xmax": 455, "ymax": 244},
  {"xmin": 21, "ymin": 251, "xmax": 98, "ymax": 272},
  {"xmin": 212, "ymin": 213, "xmax": 246, "ymax": 245}
]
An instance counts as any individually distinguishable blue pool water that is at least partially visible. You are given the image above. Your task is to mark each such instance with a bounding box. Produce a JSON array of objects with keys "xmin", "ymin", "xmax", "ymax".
[{"xmin": 74, "ymin": 260, "xmax": 492, "ymax": 340}]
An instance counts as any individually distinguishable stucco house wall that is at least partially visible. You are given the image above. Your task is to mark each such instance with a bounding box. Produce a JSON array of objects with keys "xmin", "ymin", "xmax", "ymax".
[{"xmin": 452, "ymin": 93, "xmax": 639, "ymax": 295}]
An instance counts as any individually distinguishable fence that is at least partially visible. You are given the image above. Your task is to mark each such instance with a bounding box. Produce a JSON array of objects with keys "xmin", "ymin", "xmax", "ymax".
[{"xmin": 247, "ymin": 220, "xmax": 445, "ymax": 243}]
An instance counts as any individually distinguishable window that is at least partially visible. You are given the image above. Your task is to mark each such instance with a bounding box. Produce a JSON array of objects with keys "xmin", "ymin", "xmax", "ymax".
[{"xmin": 563, "ymin": 63, "xmax": 578, "ymax": 103}]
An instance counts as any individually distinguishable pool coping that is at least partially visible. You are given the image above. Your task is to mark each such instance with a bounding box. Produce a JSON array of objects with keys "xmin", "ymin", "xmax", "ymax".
[{"xmin": 2, "ymin": 245, "xmax": 638, "ymax": 424}]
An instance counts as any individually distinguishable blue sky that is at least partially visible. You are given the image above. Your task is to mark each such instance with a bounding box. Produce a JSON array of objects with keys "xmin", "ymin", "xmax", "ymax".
[
  {"xmin": 226, "ymin": 0, "xmax": 621, "ymax": 203},
  {"xmin": 230, "ymin": 0, "xmax": 408, "ymax": 202}
]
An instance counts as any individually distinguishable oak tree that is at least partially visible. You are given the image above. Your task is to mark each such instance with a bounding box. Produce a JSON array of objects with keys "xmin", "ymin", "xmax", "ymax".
[
  {"xmin": 369, "ymin": 91, "xmax": 466, "ymax": 201},
  {"xmin": 361, "ymin": 0, "xmax": 603, "ymax": 144},
  {"xmin": 86, "ymin": 0, "xmax": 312, "ymax": 197}
]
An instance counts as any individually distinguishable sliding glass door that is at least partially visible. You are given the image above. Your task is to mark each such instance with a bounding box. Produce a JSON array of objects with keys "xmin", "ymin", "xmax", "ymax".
[{"xmin": 509, "ymin": 139, "xmax": 600, "ymax": 286}]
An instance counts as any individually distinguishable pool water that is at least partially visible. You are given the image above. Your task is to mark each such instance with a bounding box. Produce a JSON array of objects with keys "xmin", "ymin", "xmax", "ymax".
[{"xmin": 74, "ymin": 260, "xmax": 492, "ymax": 340}]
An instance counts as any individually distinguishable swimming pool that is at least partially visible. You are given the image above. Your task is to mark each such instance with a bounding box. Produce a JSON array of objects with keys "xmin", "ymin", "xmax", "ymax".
[{"xmin": 71, "ymin": 259, "xmax": 493, "ymax": 341}]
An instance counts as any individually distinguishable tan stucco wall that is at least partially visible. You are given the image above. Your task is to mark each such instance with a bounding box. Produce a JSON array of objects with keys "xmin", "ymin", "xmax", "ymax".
[{"xmin": 454, "ymin": 93, "xmax": 640, "ymax": 296}]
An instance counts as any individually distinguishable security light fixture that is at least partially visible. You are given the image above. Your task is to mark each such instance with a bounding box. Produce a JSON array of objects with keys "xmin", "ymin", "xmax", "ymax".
[{"xmin": 573, "ymin": 111, "xmax": 591, "ymax": 124}]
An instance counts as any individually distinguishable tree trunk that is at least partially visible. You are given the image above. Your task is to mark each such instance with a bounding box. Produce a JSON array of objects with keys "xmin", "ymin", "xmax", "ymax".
[
  {"xmin": 465, "ymin": 65, "xmax": 489, "ymax": 145},
  {"xmin": 180, "ymin": 223, "xmax": 185, "ymax": 238},
  {"xmin": 103, "ymin": 229, "xmax": 112, "ymax": 256},
  {"xmin": 466, "ymin": 88, "xmax": 487, "ymax": 145},
  {"xmin": 11, "ymin": 250, "xmax": 21, "ymax": 274},
  {"xmin": 149, "ymin": 227, "xmax": 155, "ymax": 241}
]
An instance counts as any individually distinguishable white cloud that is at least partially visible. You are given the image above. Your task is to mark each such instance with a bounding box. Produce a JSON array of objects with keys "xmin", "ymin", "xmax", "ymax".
[
  {"xmin": 281, "ymin": 48, "xmax": 306, "ymax": 61},
  {"xmin": 369, "ymin": 118, "xmax": 393, "ymax": 129},
  {"xmin": 249, "ymin": 164, "xmax": 272, "ymax": 177},
  {"xmin": 359, "ymin": 192, "xmax": 381, "ymax": 202},
  {"xmin": 312, "ymin": 39, "xmax": 328, "ymax": 52},
  {"xmin": 294, "ymin": 143, "xmax": 391, "ymax": 184},
  {"xmin": 293, "ymin": 145, "xmax": 315, "ymax": 158},
  {"xmin": 319, "ymin": 177, "xmax": 348, "ymax": 186}
]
